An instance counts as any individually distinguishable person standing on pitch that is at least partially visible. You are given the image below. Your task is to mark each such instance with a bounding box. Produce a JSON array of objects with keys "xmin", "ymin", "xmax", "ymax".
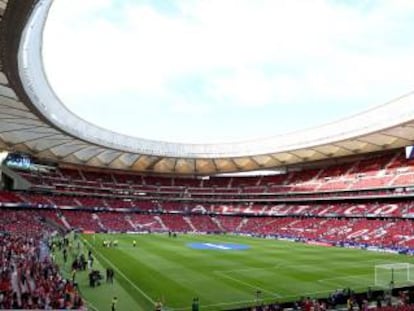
[
  {"xmin": 111, "ymin": 297, "xmax": 117, "ymax": 311},
  {"xmin": 192, "ymin": 297, "xmax": 199, "ymax": 311},
  {"xmin": 154, "ymin": 299, "xmax": 163, "ymax": 311}
]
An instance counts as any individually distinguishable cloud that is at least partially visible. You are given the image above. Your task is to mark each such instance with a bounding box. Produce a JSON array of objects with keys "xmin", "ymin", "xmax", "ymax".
[{"xmin": 42, "ymin": 0, "xmax": 414, "ymax": 143}]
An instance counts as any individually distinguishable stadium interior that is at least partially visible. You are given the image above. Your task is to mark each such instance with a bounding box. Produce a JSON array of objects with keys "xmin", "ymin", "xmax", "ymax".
[{"xmin": 1, "ymin": 0, "xmax": 414, "ymax": 310}]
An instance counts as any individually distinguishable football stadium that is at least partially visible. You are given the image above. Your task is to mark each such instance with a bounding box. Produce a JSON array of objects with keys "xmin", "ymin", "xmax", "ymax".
[{"xmin": 2, "ymin": 0, "xmax": 414, "ymax": 310}]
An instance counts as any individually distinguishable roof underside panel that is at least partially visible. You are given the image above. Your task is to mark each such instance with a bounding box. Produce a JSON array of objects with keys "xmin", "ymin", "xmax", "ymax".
[{"xmin": 195, "ymin": 159, "xmax": 216, "ymax": 174}]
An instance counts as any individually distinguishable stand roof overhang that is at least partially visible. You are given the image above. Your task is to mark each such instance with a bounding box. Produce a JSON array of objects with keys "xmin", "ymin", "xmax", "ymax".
[{"xmin": 0, "ymin": 0, "xmax": 414, "ymax": 176}]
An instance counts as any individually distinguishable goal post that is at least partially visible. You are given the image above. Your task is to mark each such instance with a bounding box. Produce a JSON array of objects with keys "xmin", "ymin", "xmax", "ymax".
[{"xmin": 375, "ymin": 263, "xmax": 414, "ymax": 288}]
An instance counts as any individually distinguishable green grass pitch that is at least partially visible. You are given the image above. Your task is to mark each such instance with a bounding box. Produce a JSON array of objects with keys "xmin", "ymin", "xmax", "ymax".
[{"xmin": 68, "ymin": 233, "xmax": 414, "ymax": 311}]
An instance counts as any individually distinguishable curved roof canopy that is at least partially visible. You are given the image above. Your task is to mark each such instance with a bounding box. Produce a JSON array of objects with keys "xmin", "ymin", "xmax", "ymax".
[{"xmin": 0, "ymin": 0, "xmax": 414, "ymax": 175}]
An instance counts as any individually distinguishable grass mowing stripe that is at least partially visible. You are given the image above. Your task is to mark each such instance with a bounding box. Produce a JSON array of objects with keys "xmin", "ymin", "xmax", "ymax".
[{"xmin": 82, "ymin": 237, "xmax": 156, "ymax": 306}]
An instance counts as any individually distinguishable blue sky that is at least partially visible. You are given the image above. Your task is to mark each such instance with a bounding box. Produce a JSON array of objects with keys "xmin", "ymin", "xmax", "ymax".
[{"xmin": 43, "ymin": 0, "xmax": 414, "ymax": 144}]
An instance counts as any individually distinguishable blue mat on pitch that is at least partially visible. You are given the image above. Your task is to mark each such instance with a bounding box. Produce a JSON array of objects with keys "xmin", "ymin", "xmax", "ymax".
[{"xmin": 187, "ymin": 242, "xmax": 250, "ymax": 250}]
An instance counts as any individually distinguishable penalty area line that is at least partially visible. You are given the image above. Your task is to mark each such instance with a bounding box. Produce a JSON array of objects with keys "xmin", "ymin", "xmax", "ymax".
[{"xmin": 82, "ymin": 238, "xmax": 155, "ymax": 305}]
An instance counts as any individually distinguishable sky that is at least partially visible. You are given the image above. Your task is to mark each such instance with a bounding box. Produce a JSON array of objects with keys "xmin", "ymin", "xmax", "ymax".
[{"xmin": 42, "ymin": 0, "xmax": 414, "ymax": 144}]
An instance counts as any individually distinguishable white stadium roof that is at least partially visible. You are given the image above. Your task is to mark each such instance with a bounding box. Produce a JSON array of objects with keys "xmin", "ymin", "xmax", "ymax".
[{"xmin": 0, "ymin": 0, "xmax": 414, "ymax": 175}]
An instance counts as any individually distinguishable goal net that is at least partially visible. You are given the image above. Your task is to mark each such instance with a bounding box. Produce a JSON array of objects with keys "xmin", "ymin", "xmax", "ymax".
[{"xmin": 374, "ymin": 263, "xmax": 414, "ymax": 288}]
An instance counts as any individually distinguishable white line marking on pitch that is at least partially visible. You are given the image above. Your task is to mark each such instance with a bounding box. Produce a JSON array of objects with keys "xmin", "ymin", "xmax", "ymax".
[
  {"xmin": 213, "ymin": 270, "xmax": 281, "ymax": 298},
  {"xmin": 317, "ymin": 273, "xmax": 372, "ymax": 285},
  {"xmin": 83, "ymin": 297, "xmax": 100, "ymax": 311},
  {"xmin": 83, "ymin": 238, "xmax": 155, "ymax": 305}
]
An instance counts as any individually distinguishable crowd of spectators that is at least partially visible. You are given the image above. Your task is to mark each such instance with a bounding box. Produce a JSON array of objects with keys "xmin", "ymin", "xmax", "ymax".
[{"xmin": 0, "ymin": 231, "xmax": 84, "ymax": 309}]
